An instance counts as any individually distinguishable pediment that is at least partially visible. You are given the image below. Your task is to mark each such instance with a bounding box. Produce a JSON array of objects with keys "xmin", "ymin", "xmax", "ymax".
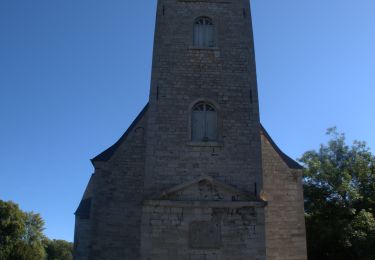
[{"xmin": 159, "ymin": 175, "xmax": 254, "ymax": 202}]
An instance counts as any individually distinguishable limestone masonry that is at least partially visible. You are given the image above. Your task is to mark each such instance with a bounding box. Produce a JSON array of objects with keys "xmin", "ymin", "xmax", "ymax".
[{"xmin": 74, "ymin": 1, "xmax": 307, "ymax": 259}]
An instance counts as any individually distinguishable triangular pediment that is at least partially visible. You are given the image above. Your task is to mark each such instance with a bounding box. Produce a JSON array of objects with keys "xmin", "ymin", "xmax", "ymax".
[{"xmin": 159, "ymin": 175, "xmax": 254, "ymax": 202}]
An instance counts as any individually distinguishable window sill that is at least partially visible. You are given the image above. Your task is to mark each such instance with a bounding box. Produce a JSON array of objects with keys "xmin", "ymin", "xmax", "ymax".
[
  {"xmin": 187, "ymin": 141, "xmax": 223, "ymax": 147},
  {"xmin": 188, "ymin": 46, "xmax": 220, "ymax": 51}
]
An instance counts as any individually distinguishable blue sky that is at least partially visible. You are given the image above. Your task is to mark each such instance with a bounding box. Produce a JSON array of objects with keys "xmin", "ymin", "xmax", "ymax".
[{"xmin": 0, "ymin": 0, "xmax": 374, "ymax": 242}]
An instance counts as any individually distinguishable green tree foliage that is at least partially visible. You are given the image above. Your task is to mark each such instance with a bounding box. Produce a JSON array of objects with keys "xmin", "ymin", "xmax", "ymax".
[
  {"xmin": 45, "ymin": 239, "xmax": 73, "ymax": 260},
  {"xmin": 0, "ymin": 200, "xmax": 46, "ymax": 260},
  {"xmin": 0, "ymin": 200, "xmax": 26, "ymax": 259},
  {"xmin": 300, "ymin": 128, "xmax": 375, "ymax": 260},
  {"xmin": 0, "ymin": 200, "xmax": 73, "ymax": 260}
]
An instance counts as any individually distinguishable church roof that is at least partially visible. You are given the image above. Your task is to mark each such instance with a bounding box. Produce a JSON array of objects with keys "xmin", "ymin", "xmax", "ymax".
[
  {"xmin": 75, "ymin": 197, "xmax": 91, "ymax": 219},
  {"xmin": 91, "ymin": 103, "xmax": 303, "ymax": 169},
  {"xmin": 260, "ymin": 125, "xmax": 303, "ymax": 169},
  {"xmin": 91, "ymin": 103, "xmax": 149, "ymax": 162}
]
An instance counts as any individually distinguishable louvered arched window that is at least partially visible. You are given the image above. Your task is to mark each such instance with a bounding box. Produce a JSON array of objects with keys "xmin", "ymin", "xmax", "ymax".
[
  {"xmin": 191, "ymin": 102, "xmax": 217, "ymax": 142},
  {"xmin": 193, "ymin": 17, "xmax": 215, "ymax": 47}
]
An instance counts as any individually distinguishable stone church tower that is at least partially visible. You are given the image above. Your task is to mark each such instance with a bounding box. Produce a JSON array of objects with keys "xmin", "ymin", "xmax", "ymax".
[{"xmin": 74, "ymin": 1, "xmax": 307, "ymax": 259}]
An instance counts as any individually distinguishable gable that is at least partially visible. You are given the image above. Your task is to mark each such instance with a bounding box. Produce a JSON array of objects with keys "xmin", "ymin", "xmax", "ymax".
[{"xmin": 159, "ymin": 176, "xmax": 254, "ymax": 202}]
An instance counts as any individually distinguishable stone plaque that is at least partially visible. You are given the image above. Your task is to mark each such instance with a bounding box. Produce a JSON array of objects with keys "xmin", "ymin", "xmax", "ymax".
[{"xmin": 189, "ymin": 221, "xmax": 221, "ymax": 249}]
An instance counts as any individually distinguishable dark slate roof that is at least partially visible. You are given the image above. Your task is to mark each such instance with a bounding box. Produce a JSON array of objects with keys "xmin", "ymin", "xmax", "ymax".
[
  {"xmin": 91, "ymin": 103, "xmax": 149, "ymax": 162},
  {"xmin": 90, "ymin": 102, "xmax": 301, "ymax": 169},
  {"xmin": 75, "ymin": 197, "xmax": 92, "ymax": 219},
  {"xmin": 260, "ymin": 124, "xmax": 303, "ymax": 169}
]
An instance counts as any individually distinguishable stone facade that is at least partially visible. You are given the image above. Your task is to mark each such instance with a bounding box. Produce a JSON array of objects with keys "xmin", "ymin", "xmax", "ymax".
[
  {"xmin": 74, "ymin": 0, "xmax": 307, "ymax": 259},
  {"xmin": 261, "ymin": 129, "xmax": 307, "ymax": 260}
]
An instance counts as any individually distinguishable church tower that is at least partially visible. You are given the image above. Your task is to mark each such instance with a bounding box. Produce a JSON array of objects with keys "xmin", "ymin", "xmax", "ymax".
[{"xmin": 74, "ymin": 1, "xmax": 307, "ymax": 259}]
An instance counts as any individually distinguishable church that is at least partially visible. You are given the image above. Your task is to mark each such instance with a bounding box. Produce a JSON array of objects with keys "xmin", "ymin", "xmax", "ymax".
[{"xmin": 74, "ymin": 0, "xmax": 307, "ymax": 259}]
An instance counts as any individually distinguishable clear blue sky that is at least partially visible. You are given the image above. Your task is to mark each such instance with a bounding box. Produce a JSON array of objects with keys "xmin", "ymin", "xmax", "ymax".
[{"xmin": 0, "ymin": 0, "xmax": 374, "ymax": 242}]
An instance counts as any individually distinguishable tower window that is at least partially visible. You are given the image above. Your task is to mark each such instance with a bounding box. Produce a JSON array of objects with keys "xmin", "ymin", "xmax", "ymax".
[
  {"xmin": 191, "ymin": 102, "xmax": 217, "ymax": 142},
  {"xmin": 193, "ymin": 17, "xmax": 215, "ymax": 47}
]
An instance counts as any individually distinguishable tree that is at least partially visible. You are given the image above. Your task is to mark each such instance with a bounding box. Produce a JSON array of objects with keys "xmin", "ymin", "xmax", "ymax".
[
  {"xmin": 0, "ymin": 200, "xmax": 46, "ymax": 260},
  {"xmin": 300, "ymin": 128, "xmax": 375, "ymax": 260},
  {"xmin": 0, "ymin": 200, "xmax": 26, "ymax": 259},
  {"xmin": 45, "ymin": 239, "xmax": 73, "ymax": 260}
]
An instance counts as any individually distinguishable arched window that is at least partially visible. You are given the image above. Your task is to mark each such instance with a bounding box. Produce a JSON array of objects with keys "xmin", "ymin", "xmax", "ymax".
[
  {"xmin": 191, "ymin": 102, "xmax": 217, "ymax": 142},
  {"xmin": 193, "ymin": 17, "xmax": 215, "ymax": 47}
]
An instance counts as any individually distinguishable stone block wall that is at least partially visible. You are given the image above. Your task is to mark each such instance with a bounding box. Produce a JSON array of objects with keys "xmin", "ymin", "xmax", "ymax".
[
  {"xmin": 73, "ymin": 218, "xmax": 91, "ymax": 260},
  {"xmin": 144, "ymin": 0, "xmax": 263, "ymax": 199},
  {"xmin": 74, "ymin": 175, "xmax": 94, "ymax": 260},
  {"xmin": 73, "ymin": 0, "xmax": 308, "ymax": 258},
  {"xmin": 86, "ymin": 112, "xmax": 148, "ymax": 260},
  {"xmin": 261, "ymin": 132, "xmax": 307, "ymax": 260},
  {"xmin": 74, "ymin": 117, "xmax": 308, "ymax": 260},
  {"xmin": 141, "ymin": 204, "xmax": 266, "ymax": 260}
]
